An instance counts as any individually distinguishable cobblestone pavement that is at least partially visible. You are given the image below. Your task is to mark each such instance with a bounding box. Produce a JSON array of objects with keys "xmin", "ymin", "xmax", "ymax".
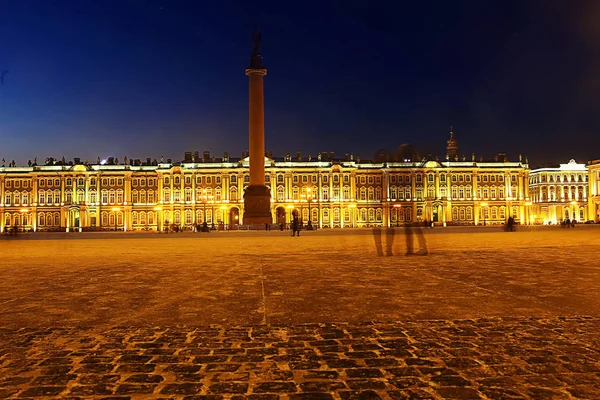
[
  {"xmin": 1, "ymin": 228, "xmax": 600, "ymax": 398},
  {"xmin": 1, "ymin": 318, "xmax": 600, "ymax": 399}
]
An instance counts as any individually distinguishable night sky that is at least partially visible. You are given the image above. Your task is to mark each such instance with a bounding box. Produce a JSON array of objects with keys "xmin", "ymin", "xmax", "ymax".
[{"xmin": 1, "ymin": 0, "xmax": 600, "ymax": 167}]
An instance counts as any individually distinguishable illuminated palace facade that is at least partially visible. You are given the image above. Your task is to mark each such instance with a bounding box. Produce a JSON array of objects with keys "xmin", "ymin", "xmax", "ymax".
[
  {"xmin": 0, "ymin": 134, "xmax": 542, "ymax": 232},
  {"xmin": 528, "ymin": 159, "xmax": 590, "ymax": 224}
]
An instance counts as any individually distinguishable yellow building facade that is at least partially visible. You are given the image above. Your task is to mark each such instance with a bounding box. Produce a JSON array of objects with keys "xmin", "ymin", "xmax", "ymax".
[
  {"xmin": 0, "ymin": 154, "xmax": 532, "ymax": 232},
  {"xmin": 588, "ymin": 159, "xmax": 600, "ymax": 223},
  {"xmin": 528, "ymin": 159, "xmax": 589, "ymax": 224}
]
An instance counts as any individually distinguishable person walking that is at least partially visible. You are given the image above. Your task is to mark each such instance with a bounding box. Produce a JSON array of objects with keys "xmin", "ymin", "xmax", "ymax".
[
  {"xmin": 291, "ymin": 210, "xmax": 300, "ymax": 237},
  {"xmin": 404, "ymin": 221, "xmax": 428, "ymax": 256}
]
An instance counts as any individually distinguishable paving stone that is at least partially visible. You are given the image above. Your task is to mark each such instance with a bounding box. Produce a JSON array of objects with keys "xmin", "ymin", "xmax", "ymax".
[
  {"xmin": 2, "ymin": 318, "xmax": 600, "ymax": 398},
  {"xmin": 69, "ymin": 384, "xmax": 114, "ymax": 395},
  {"xmin": 160, "ymin": 383, "xmax": 204, "ymax": 395},
  {"xmin": 18, "ymin": 386, "xmax": 66, "ymax": 397},
  {"xmin": 124, "ymin": 374, "xmax": 164, "ymax": 383},
  {"xmin": 252, "ymin": 382, "xmax": 297, "ymax": 393},
  {"xmin": 115, "ymin": 363, "xmax": 156, "ymax": 373},
  {"xmin": 435, "ymin": 387, "xmax": 483, "ymax": 399},
  {"xmin": 209, "ymin": 382, "xmax": 248, "ymax": 393},
  {"xmin": 299, "ymin": 381, "xmax": 346, "ymax": 391},
  {"xmin": 115, "ymin": 384, "xmax": 156, "ymax": 394}
]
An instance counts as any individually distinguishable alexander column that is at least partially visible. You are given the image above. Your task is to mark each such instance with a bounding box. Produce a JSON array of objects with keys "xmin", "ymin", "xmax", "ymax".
[{"xmin": 243, "ymin": 30, "xmax": 272, "ymax": 225}]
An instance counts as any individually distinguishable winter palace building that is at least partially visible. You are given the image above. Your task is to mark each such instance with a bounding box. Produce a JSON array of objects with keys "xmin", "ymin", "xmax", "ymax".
[{"xmin": 0, "ymin": 133, "xmax": 598, "ymax": 232}]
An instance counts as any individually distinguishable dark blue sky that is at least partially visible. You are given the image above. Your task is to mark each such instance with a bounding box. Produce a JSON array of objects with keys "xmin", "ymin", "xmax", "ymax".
[{"xmin": 1, "ymin": 0, "xmax": 600, "ymax": 166}]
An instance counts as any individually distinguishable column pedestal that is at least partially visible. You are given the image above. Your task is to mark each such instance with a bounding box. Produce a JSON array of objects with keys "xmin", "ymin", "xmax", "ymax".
[{"xmin": 243, "ymin": 185, "xmax": 271, "ymax": 225}]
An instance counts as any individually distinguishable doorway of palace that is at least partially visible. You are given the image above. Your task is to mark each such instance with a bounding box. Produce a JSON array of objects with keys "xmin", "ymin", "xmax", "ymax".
[
  {"xmin": 431, "ymin": 204, "xmax": 442, "ymax": 222},
  {"xmin": 276, "ymin": 207, "xmax": 286, "ymax": 226},
  {"xmin": 71, "ymin": 208, "xmax": 80, "ymax": 228},
  {"xmin": 229, "ymin": 207, "xmax": 240, "ymax": 228}
]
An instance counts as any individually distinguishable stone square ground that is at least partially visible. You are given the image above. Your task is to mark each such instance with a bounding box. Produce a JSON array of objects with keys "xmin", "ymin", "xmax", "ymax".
[{"xmin": 0, "ymin": 226, "xmax": 599, "ymax": 399}]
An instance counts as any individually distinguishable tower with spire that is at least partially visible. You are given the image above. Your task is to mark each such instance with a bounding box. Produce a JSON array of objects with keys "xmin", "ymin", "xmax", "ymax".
[{"xmin": 446, "ymin": 126, "xmax": 458, "ymax": 161}]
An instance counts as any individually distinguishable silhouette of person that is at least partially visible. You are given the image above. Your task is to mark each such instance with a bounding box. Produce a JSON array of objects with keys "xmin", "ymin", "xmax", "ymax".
[
  {"xmin": 291, "ymin": 210, "xmax": 300, "ymax": 237},
  {"xmin": 373, "ymin": 226, "xmax": 396, "ymax": 256},
  {"xmin": 404, "ymin": 220, "xmax": 428, "ymax": 256}
]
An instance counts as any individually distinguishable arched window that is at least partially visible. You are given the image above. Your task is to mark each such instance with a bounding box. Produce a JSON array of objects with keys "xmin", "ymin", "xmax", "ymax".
[
  {"xmin": 292, "ymin": 186, "xmax": 299, "ymax": 201},
  {"xmin": 375, "ymin": 208, "xmax": 382, "ymax": 221},
  {"xmin": 491, "ymin": 206, "xmax": 498, "ymax": 219},
  {"xmin": 466, "ymin": 207, "xmax": 472, "ymax": 221},
  {"xmin": 360, "ymin": 209, "xmax": 367, "ymax": 221},
  {"xmin": 39, "ymin": 213, "xmax": 46, "ymax": 226},
  {"xmin": 452, "ymin": 207, "xmax": 458, "ymax": 220},
  {"xmin": 54, "ymin": 213, "xmax": 60, "ymax": 226},
  {"xmin": 343, "ymin": 186, "xmax": 350, "ymax": 201},
  {"xmin": 405, "ymin": 208, "xmax": 412, "ymax": 222},
  {"xmin": 109, "ymin": 190, "xmax": 115, "ymax": 204},
  {"xmin": 148, "ymin": 212, "xmax": 155, "ymax": 225},
  {"xmin": 368, "ymin": 187, "xmax": 374, "ymax": 201},
  {"xmin": 174, "ymin": 211, "xmax": 181, "ymax": 225},
  {"xmin": 368, "ymin": 208, "xmax": 375, "ymax": 221},
  {"xmin": 132, "ymin": 212, "xmax": 138, "ymax": 225},
  {"xmin": 343, "ymin": 208, "xmax": 351, "ymax": 222},
  {"xmin": 333, "ymin": 208, "xmax": 340, "ymax": 222},
  {"xmin": 459, "ymin": 207, "xmax": 465, "ymax": 220},
  {"xmin": 231, "ymin": 187, "xmax": 238, "ymax": 202},
  {"xmin": 108, "ymin": 213, "xmax": 115, "ymax": 226},
  {"xmin": 196, "ymin": 210, "xmax": 203, "ymax": 224},
  {"xmin": 359, "ymin": 187, "xmax": 366, "ymax": 201},
  {"xmin": 499, "ymin": 207, "xmax": 506, "ymax": 220},
  {"xmin": 375, "ymin": 187, "xmax": 382, "ymax": 200},
  {"xmin": 184, "ymin": 210, "xmax": 192, "ymax": 225},
  {"xmin": 39, "ymin": 190, "xmax": 46, "ymax": 204},
  {"xmin": 323, "ymin": 209, "xmax": 330, "ymax": 222},
  {"xmin": 140, "ymin": 190, "xmax": 147, "ymax": 203}
]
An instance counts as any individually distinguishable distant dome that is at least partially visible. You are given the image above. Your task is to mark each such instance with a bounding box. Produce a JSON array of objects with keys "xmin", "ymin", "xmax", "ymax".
[
  {"xmin": 394, "ymin": 144, "xmax": 420, "ymax": 162},
  {"xmin": 373, "ymin": 149, "xmax": 392, "ymax": 163}
]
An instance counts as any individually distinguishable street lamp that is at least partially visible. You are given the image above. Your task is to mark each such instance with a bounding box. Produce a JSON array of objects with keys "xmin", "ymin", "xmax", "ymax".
[
  {"xmin": 306, "ymin": 187, "xmax": 313, "ymax": 230},
  {"xmin": 112, "ymin": 207, "xmax": 120, "ymax": 231},
  {"xmin": 480, "ymin": 202, "xmax": 488, "ymax": 226}
]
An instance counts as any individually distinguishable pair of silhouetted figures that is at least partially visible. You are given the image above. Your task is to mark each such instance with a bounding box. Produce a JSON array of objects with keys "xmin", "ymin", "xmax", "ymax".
[{"xmin": 373, "ymin": 223, "xmax": 428, "ymax": 256}]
